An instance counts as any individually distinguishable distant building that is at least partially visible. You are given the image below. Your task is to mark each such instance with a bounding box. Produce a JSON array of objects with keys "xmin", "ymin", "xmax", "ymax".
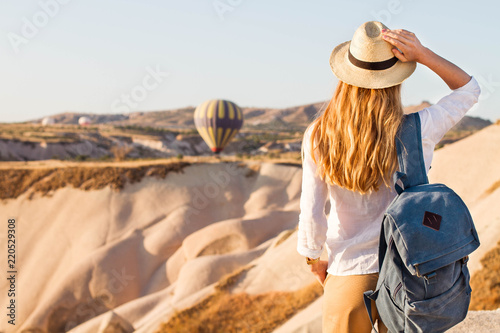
[
  {"xmin": 78, "ymin": 116, "xmax": 91, "ymax": 126},
  {"xmin": 41, "ymin": 117, "xmax": 56, "ymax": 126}
]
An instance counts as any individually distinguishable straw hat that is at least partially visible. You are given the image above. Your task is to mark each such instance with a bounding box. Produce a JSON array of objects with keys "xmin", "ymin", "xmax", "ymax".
[{"xmin": 329, "ymin": 21, "xmax": 416, "ymax": 89}]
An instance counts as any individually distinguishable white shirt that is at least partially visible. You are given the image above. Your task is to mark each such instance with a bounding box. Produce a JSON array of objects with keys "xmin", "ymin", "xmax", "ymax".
[{"xmin": 297, "ymin": 76, "xmax": 481, "ymax": 276}]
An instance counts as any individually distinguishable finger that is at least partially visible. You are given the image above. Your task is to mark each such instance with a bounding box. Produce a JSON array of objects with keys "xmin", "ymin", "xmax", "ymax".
[
  {"xmin": 395, "ymin": 29, "xmax": 413, "ymax": 35},
  {"xmin": 399, "ymin": 30, "xmax": 416, "ymax": 40},
  {"xmin": 391, "ymin": 48, "xmax": 409, "ymax": 62},
  {"xmin": 401, "ymin": 29, "xmax": 414, "ymax": 35},
  {"xmin": 387, "ymin": 29, "xmax": 416, "ymax": 42},
  {"xmin": 382, "ymin": 34, "xmax": 408, "ymax": 51},
  {"xmin": 383, "ymin": 28, "xmax": 406, "ymax": 36},
  {"xmin": 383, "ymin": 31, "xmax": 412, "ymax": 45}
]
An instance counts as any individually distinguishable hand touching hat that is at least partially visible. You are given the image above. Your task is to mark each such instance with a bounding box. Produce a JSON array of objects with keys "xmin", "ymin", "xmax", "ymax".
[{"xmin": 329, "ymin": 21, "xmax": 416, "ymax": 89}]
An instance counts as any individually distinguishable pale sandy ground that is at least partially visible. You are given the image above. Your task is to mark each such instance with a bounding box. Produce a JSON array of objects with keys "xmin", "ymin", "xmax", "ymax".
[
  {"xmin": 0, "ymin": 162, "xmax": 314, "ymax": 332},
  {"xmin": 428, "ymin": 124, "xmax": 500, "ymax": 275},
  {"xmin": 0, "ymin": 124, "xmax": 498, "ymax": 333}
]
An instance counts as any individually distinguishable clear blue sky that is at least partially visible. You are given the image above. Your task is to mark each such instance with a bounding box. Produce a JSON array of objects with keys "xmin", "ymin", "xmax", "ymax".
[{"xmin": 0, "ymin": 0, "xmax": 498, "ymax": 123}]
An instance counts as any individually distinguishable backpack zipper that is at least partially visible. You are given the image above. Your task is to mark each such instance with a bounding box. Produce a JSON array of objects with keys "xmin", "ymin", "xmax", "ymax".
[{"xmin": 393, "ymin": 282, "xmax": 402, "ymax": 298}]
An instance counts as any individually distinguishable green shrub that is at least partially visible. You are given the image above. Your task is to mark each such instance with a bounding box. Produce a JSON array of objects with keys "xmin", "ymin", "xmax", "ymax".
[{"xmin": 74, "ymin": 155, "xmax": 88, "ymax": 161}]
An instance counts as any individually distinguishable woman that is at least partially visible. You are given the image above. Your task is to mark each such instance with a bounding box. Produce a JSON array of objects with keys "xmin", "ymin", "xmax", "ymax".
[{"xmin": 297, "ymin": 21, "xmax": 480, "ymax": 333}]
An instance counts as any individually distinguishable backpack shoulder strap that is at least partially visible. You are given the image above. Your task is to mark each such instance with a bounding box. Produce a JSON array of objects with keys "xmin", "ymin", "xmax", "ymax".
[{"xmin": 394, "ymin": 112, "xmax": 428, "ymax": 193}]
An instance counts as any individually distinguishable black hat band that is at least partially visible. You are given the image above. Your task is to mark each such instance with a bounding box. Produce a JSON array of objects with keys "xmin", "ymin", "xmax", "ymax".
[{"xmin": 348, "ymin": 48, "xmax": 398, "ymax": 71}]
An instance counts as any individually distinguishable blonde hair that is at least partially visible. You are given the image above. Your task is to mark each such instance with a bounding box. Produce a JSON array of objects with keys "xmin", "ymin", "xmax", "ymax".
[{"xmin": 307, "ymin": 80, "xmax": 404, "ymax": 193}]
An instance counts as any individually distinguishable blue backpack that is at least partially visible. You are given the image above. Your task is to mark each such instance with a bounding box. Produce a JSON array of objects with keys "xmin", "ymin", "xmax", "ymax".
[{"xmin": 364, "ymin": 113, "xmax": 480, "ymax": 333}]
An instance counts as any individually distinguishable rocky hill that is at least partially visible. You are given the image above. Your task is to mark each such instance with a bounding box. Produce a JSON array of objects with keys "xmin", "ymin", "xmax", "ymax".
[
  {"xmin": 0, "ymin": 101, "xmax": 492, "ymax": 162},
  {"xmin": 31, "ymin": 101, "xmax": 491, "ymax": 134}
]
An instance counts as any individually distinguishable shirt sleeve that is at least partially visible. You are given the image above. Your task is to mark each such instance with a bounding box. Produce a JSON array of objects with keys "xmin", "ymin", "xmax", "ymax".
[
  {"xmin": 418, "ymin": 76, "xmax": 481, "ymax": 145},
  {"xmin": 297, "ymin": 123, "xmax": 329, "ymax": 259}
]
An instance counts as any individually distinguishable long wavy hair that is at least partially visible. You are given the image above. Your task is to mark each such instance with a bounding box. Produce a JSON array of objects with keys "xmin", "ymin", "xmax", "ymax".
[{"xmin": 307, "ymin": 80, "xmax": 404, "ymax": 193}]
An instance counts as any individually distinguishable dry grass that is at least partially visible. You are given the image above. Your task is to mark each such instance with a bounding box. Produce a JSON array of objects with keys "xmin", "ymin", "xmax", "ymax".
[
  {"xmin": 0, "ymin": 162, "xmax": 190, "ymax": 200},
  {"xmin": 0, "ymin": 154, "xmax": 300, "ymax": 170},
  {"xmin": 215, "ymin": 264, "xmax": 254, "ymax": 293},
  {"xmin": 0, "ymin": 158, "xmax": 300, "ymax": 201},
  {"xmin": 244, "ymin": 163, "xmax": 261, "ymax": 177},
  {"xmin": 482, "ymin": 179, "xmax": 500, "ymax": 197},
  {"xmin": 0, "ymin": 123, "xmax": 82, "ymax": 143},
  {"xmin": 156, "ymin": 266, "xmax": 323, "ymax": 333},
  {"xmin": 110, "ymin": 145, "xmax": 132, "ymax": 161},
  {"xmin": 469, "ymin": 241, "xmax": 500, "ymax": 310},
  {"xmin": 273, "ymin": 228, "xmax": 296, "ymax": 248}
]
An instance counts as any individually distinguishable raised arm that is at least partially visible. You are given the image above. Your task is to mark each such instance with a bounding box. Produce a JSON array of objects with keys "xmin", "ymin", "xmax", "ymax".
[{"xmin": 381, "ymin": 29, "xmax": 471, "ymax": 90}]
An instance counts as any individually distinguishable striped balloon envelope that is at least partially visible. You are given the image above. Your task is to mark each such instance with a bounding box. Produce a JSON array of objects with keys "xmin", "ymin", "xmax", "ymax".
[{"xmin": 194, "ymin": 99, "xmax": 244, "ymax": 154}]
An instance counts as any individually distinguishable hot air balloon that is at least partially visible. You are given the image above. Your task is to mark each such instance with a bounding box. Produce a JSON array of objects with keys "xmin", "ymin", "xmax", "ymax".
[
  {"xmin": 194, "ymin": 99, "xmax": 243, "ymax": 154},
  {"xmin": 78, "ymin": 116, "xmax": 91, "ymax": 126},
  {"xmin": 41, "ymin": 117, "xmax": 56, "ymax": 126}
]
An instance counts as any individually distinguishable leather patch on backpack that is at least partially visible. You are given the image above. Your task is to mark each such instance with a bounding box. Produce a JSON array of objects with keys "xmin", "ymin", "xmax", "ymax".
[{"xmin": 423, "ymin": 211, "xmax": 442, "ymax": 231}]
